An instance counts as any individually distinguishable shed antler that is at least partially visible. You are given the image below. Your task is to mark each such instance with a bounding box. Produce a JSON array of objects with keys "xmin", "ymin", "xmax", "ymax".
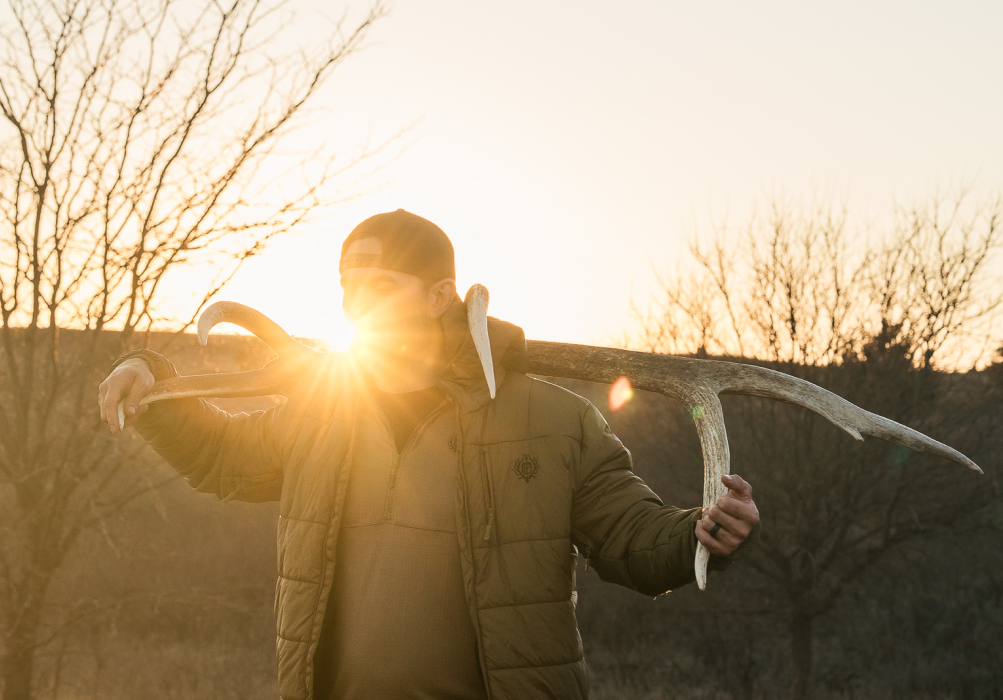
[
  {"xmin": 134, "ymin": 287, "xmax": 982, "ymax": 590},
  {"xmin": 117, "ymin": 301, "xmax": 318, "ymax": 428},
  {"xmin": 523, "ymin": 338, "xmax": 981, "ymax": 588}
]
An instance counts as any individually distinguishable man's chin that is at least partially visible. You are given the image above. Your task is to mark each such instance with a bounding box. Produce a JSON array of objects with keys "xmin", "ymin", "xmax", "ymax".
[
  {"xmin": 350, "ymin": 336, "xmax": 409, "ymax": 362},
  {"xmin": 349, "ymin": 318, "xmax": 435, "ymax": 365}
]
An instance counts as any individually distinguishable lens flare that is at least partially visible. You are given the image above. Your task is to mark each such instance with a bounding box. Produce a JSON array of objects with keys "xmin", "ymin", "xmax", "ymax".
[{"xmin": 609, "ymin": 376, "xmax": 633, "ymax": 411}]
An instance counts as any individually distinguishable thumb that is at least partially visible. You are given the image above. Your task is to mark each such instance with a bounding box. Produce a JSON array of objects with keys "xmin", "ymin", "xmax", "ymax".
[
  {"xmin": 122, "ymin": 374, "xmax": 146, "ymax": 419},
  {"xmin": 722, "ymin": 473, "xmax": 753, "ymax": 501}
]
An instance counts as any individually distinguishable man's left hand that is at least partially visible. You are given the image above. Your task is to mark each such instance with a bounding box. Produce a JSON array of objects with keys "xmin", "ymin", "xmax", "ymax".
[{"xmin": 695, "ymin": 474, "xmax": 759, "ymax": 557}]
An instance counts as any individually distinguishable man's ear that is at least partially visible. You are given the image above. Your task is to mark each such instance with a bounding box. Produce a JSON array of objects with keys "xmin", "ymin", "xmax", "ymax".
[{"xmin": 427, "ymin": 278, "xmax": 458, "ymax": 319}]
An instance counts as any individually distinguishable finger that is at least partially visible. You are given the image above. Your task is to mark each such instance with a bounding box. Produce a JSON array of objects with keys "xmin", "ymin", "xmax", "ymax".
[
  {"xmin": 102, "ymin": 382, "xmax": 123, "ymax": 433},
  {"xmin": 707, "ymin": 505, "xmax": 749, "ymax": 538},
  {"xmin": 105, "ymin": 376, "xmax": 132, "ymax": 434},
  {"xmin": 122, "ymin": 375, "xmax": 144, "ymax": 418},
  {"xmin": 716, "ymin": 495, "xmax": 760, "ymax": 525},
  {"xmin": 722, "ymin": 473, "xmax": 753, "ymax": 500},
  {"xmin": 123, "ymin": 403, "xmax": 149, "ymax": 429},
  {"xmin": 705, "ymin": 517, "xmax": 744, "ymax": 551},
  {"xmin": 699, "ymin": 513, "xmax": 743, "ymax": 549},
  {"xmin": 695, "ymin": 521, "xmax": 732, "ymax": 556}
]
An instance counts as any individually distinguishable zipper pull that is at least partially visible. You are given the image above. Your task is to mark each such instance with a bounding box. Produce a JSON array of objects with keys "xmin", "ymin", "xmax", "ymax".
[{"xmin": 483, "ymin": 511, "xmax": 494, "ymax": 541}]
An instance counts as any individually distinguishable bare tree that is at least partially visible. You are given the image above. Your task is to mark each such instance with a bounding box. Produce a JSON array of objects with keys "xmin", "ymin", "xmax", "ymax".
[
  {"xmin": 629, "ymin": 192, "xmax": 1002, "ymax": 700},
  {"xmin": 636, "ymin": 193, "xmax": 1001, "ymax": 369},
  {"xmin": 0, "ymin": 0, "xmax": 387, "ymax": 697}
]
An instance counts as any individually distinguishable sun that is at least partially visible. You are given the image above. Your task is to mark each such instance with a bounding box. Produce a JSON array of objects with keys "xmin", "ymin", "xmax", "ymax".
[{"xmin": 296, "ymin": 311, "xmax": 355, "ymax": 352}]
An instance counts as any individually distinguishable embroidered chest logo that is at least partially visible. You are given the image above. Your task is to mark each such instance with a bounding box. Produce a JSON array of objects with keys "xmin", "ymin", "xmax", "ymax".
[
  {"xmin": 513, "ymin": 454, "xmax": 540, "ymax": 483},
  {"xmin": 447, "ymin": 434, "xmax": 459, "ymax": 454}
]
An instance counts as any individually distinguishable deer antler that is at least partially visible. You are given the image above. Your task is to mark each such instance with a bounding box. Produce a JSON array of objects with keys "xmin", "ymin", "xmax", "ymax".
[
  {"xmin": 134, "ymin": 288, "xmax": 982, "ymax": 590},
  {"xmin": 522, "ymin": 338, "xmax": 982, "ymax": 587},
  {"xmin": 117, "ymin": 301, "xmax": 318, "ymax": 428}
]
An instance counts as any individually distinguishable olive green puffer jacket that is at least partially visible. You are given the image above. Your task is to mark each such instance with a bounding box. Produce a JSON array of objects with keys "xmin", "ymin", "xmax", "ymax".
[{"xmin": 125, "ymin": 302, "xmax": 709, "ymax": 700}]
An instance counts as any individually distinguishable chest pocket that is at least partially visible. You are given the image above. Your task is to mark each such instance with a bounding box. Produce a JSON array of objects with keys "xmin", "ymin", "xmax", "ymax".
[{"xmin": 482, "ymin": 437, "xmax": 577, "ymax": 543}]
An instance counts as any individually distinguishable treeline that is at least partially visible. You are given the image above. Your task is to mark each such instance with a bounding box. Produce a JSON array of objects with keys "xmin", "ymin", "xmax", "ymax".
[{"xmin": 30, "ymin": 331, "xmax": 1003, "ymax": 700}]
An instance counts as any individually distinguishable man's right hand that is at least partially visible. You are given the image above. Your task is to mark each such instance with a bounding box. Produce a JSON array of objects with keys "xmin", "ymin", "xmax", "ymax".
[{"xmin": 99, "ymin": 358, "xmax": 156, "ymax": 434}]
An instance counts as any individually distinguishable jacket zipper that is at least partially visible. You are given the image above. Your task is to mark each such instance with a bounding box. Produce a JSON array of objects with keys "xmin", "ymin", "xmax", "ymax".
[
  {"xmin": 455, "ymin": 404, "xmax": 493, "ymax": 700},
  {"xmin": 379, "ymin": 399, "xmax": 447, "ymax": 522},
  {"xmin": 384, "ymin": 454, "xmax": 400, "ymax": 520},
  {"xmin": 481, "ymin": 449, "xmax": 496, "ymax": 541}
]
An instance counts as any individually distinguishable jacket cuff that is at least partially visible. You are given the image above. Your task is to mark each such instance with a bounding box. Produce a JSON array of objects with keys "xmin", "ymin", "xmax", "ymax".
[{"xmin": 110, "ymin": 349, "xmax": 180, "ymax": 382}]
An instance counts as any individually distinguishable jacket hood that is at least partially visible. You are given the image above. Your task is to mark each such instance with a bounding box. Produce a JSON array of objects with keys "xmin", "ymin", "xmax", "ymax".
[{"xmin": 436, "ymin": 298, "xmax": 528, "ymax": 414}]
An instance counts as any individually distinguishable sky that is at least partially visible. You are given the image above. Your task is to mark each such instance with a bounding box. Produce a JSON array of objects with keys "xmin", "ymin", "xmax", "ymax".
[{"xmin": 196, "ymin": 0, "xmax": 1003, "ymax": 350}]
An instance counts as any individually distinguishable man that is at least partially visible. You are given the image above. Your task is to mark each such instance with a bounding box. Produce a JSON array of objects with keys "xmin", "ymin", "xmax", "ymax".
[{"xmin": 99, "ymin": 209, "xmax": 760, "ymax": 700}]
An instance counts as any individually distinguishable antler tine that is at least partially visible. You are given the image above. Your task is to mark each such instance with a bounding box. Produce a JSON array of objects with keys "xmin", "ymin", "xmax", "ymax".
[
  {"xmin": 688, "ymin": 389, "xmax": 729, "ymax": 590},
  {"xmin": 524, "ymin": 340, "xmax": 982, "ymax": 589},
  {"xmin": 465, "ymin": 285, "xmax": 497, "ymax": 399},
  {"xmin": 710, "ymin": 359, "xmax": 981, "ymax": 472},
  {"xmin": 197, "ymin": 301, "xmax": 315, "ymax": 362},
  {"xmin": 133, "ymin": 302, "xmax": 316, "ymax": 411}
]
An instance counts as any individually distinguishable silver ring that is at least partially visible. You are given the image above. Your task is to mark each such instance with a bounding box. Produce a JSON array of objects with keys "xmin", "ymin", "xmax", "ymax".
[{"xmin": 708, "ymin": 522, "xmax": 722, "ymax": 538}]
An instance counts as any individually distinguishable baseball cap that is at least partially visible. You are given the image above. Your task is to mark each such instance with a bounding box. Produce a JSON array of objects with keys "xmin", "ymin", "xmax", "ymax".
[{"xmin": 340, "ymin": 209, "xmax": 455, "ymax": 282}]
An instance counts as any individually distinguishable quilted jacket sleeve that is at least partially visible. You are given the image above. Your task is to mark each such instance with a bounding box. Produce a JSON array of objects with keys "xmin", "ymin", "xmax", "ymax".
[
  {"xmin": 569, "ymin": 402, "xmax": 718, "ymax": 596},
  {"xmin": 114, "ymin": 349, "xmax": 291, "ymax": 503}
]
